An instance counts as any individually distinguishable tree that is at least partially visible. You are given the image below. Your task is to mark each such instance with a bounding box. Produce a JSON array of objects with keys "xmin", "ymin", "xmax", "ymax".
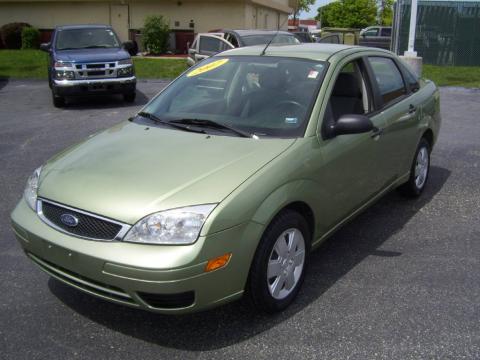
[
  {"xmin": 292, "ymin": 0, "xmax": 316, "ymax": 27},
  {"xmin": 316, "ymin": 0, "xmax": 377, "ymax": 29},
  {"xmin": 378, "ymin": 0, "xmax": 394, "ymax": 26}
]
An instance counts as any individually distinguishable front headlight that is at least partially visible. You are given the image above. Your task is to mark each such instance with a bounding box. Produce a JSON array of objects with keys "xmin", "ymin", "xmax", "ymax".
[
  {"xmin": 54, "ymin": 70, "xmax": 75, "ymax": 80},
  {"xmin": 124, "ymin": 204, "xmax": 217, "ymax": 245},
  {"xmin": 24, "ymin": 167, "xmax": 42, "ymax": 211},
  {"xmin": 117, "ymin": 66, "xmax": 133, "ymax": 77}
]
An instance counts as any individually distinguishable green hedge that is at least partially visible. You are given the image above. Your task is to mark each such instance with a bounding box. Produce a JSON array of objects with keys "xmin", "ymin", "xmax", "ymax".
[
  {"xmin": 1, "ymin": 22, "xmax": 31, "ymax": 49},
  {"xmin": 21, "ymin": 26, "xmax": 40, "ymax": 49}
]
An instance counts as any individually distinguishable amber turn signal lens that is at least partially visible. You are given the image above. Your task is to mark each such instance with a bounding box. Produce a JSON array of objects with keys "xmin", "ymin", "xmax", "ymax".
[{"xmin": 205, "ymin": 253, "xmax": 232, "ymax": 272}]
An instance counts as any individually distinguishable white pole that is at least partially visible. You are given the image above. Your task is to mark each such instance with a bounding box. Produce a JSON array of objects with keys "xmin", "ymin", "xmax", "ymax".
[{"xmin": 404, "ymin": 0, "xmax": 418, "ymax": 57}]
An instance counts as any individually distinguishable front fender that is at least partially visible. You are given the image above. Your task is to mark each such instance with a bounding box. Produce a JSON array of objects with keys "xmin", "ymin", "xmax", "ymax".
[{"xmin": 251, "ymin": 179, "xmax": 324, "ymax": 240}]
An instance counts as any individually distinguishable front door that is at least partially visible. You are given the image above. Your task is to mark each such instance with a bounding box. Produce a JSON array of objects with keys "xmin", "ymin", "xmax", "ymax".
[
  {"xmin": 110, "ymin": 5, "xmax": 129, "ymax": 42},
  {"xmin": 194, "ymin": 34, "xmax": 234, "ymax": 63},
  {"xmin": 314, "ymin": 58, "xmax": 391, "ymax": 230}
]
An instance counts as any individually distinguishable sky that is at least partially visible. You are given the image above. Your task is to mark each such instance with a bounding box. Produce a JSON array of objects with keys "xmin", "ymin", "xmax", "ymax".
[{"xmin": 300, "ymin": 0, "xmax": 335, "ymax": 19}]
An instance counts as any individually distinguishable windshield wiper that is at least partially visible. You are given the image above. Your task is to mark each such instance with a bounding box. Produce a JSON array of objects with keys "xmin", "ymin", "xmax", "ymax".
[
  {"xmin": 170, "ymin": 118, "xmax": 255, "ymax": 138},
  {"xmin": 137, "ymin": 112, "xmax": 207, "ymax": 134}
]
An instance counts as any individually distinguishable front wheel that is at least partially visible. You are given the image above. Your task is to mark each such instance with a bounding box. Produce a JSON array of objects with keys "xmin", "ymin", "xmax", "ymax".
[
  {"xmin": 52, "ymin": 91, "xmax": 65, "ymax": 108},
  {"xmin": 247, "ymin": 210, "xmax": 310, "ymax": 313},
  {"xmin": 398, "ymin": 138, "xmax": 431, "ymax": 197},
  {"xmin": 124, "ymin": 91, "xmax": 136, "ymax": 103}
]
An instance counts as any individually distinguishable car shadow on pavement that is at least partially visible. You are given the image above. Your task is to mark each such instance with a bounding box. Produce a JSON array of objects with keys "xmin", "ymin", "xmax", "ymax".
[
  {"xmin": 63, "ymin": 89, "xmax": 149, "ymax": 109},
  {"xmin": 49, "ymin": 166, "xmax": 451, "ymax": 351}
]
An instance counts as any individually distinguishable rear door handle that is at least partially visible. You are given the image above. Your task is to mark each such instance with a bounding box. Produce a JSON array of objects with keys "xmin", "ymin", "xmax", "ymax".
[
  {"xmin": 408, "ymin": 104, "xmax": 417, "ymax": 114},
  {"xmin": 371, "ymin": 127, "xmax": 384, "ymax": 139}
]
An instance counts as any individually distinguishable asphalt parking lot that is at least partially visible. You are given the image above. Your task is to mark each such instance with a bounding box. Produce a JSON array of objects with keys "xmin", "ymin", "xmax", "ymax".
[{"xmin": 0, "ymin": 79, "xmax": 479, "ymax": 359}]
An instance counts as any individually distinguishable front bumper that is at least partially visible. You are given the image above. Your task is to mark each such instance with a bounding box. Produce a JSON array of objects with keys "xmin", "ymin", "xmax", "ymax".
[
  {"xmin": 52, "ymin": 76, "xmax": 136, "ymax": 97},
  {"xmin": 11, "ymin": 199, "xmax": 264, "ymax": 314}
]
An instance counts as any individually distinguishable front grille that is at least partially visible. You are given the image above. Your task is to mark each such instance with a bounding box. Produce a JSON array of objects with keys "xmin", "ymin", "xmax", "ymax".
[
  {"xmin": 40, "ymin": 200, "xmax": 122, "ymax": 240},
  {"xmin": 137, "ymin": 291, "xmax": 195, "ymax": 309},
  {"xmin": 86, "ymin": 63, "xmax": 105, "ymax": 69},
  {"xmin": 87, "ymin": 70, "xmax": 106, "ymax": 76},
  {"xmin": 74, "ymin": 62, "xmax": 117, "ymax": 79}
]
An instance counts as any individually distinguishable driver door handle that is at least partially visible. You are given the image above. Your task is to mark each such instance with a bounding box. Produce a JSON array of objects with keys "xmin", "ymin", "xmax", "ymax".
[{"xmin": 371, "ymin": 127, "xmax": 384, "ymax": 139}]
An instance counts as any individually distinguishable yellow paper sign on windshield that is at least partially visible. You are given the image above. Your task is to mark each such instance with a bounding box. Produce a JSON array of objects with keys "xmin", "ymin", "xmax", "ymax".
[{"xmin": 187, "ymin": 59, "xmax": 229, "ymax": 77}]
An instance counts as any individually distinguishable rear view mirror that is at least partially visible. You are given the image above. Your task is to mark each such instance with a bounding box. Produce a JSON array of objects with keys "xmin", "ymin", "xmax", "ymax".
[
  {"xmin": 333, "ymin": 114, "xmax": 374, "ymax": 137},
  {"xmin": 40, "ymin": 43, "xmax": 51, "ymax": 52}
]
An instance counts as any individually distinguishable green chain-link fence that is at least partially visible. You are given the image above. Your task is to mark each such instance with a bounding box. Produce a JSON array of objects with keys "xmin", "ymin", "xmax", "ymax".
[{"xmin": 393, "ymin": 0, "xmax": 480, "ymax": 65}]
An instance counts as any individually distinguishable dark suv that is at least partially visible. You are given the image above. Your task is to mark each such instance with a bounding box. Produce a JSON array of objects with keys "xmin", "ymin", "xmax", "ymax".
[{"xmin": 40, "ymin": 25, "xmax": 136, "ymax": 107}]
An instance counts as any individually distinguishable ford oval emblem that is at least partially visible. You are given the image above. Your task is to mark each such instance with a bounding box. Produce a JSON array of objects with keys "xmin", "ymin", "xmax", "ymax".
[{"xmin": 60, "ymin": 213, "xmax": 79, "ymax": 227}]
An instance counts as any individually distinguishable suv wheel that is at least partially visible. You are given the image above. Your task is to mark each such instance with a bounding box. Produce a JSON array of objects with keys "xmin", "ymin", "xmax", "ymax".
[
  {"xmin": 52, "ymin": 92, "xmax": 65, "ymax": 108},
  {"xmin": 124, "ymin": 92, "xmax": 136, "ymax": 103},
  {"xmin": 247, "ymin": 210, "xmax": 310, "ymax": 313}
]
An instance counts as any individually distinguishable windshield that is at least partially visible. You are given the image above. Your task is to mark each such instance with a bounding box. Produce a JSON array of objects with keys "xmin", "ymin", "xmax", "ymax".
[
  {"xmin": 55, "ymin": 28, "xmax": 121, "ymax": 50},
  {"xmin": 142, "ymin": 56, "xmax": 327, "ymax": 138},
  {"xmin": 242, "ymin": 34, "xmax": 300, "ymax": 46}
]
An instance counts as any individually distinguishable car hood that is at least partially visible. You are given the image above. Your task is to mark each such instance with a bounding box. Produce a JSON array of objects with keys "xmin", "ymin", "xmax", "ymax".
[
  {"xmin": 39, "ymin": 121, "xmax": 295, "ymax": 225},
  {"xmin": 54, "ymin": 48, "xmax": 130, "ymax": 63}
]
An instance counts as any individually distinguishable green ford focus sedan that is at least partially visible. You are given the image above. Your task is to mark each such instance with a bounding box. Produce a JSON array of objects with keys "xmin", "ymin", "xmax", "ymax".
[{"xmin": 11, "ymin": 44, "xmax": 441, "ymax": 314}]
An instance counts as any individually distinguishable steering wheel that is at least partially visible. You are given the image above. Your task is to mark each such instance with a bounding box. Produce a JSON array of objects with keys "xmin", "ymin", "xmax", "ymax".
[{"xmin": 274, "ymin": 100, "xmax": 305, "ymax": 111}]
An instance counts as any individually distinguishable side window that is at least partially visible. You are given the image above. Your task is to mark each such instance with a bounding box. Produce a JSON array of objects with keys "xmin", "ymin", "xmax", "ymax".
[
  {"xmin": 225, "ymin": 33, "xmax": 239, "ymax": 48},
  {"xmin": 381, "ymin": 28, "xmax": 392, "ymax": 37},
  {"xmin": 230, "ymin": 35, "xmax": 239, "ymax": 48},
  {"xmin": 399, "ymin": 61, "xmax": 420, "ymax": 92},
  {"xmin": 199, "ymin": 36, "xmax": 230, "ymax": 54},
  {"xmin": 368, "ymin": 57, "xmax": 406, "ymax": 106},
  {"xmin": 363, "ymin": 28, "xmax": 379, "ymax": 37},
  {"xmin": 326, "ymin": 60, "xmax": 372, "ymax": 123}
]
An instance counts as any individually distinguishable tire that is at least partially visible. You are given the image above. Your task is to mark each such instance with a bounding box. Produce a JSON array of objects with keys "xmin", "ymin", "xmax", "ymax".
[
  {"xmin": 247, "ymin": 210, "xmax": 310, "ymax": 313},
  {"xmin": 124, "ymin": 91, "xmax": 136, "ymax": 103},
  {"xmin": 398, "ymin": 138, "xmax": 431, "ymax": 198},
  {"xmin": 52, "ymin": 91, "xmax": 65, "ymax": 108}
]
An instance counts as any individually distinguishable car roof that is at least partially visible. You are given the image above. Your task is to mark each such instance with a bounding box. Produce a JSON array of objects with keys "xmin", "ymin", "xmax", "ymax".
[
  {"xmin": 217, "ymin": 43, "xmax": 391, "ymax": 62},
  {"xmin": 56, "ymin": 24, "xmax": 112, "ymax": 30}
]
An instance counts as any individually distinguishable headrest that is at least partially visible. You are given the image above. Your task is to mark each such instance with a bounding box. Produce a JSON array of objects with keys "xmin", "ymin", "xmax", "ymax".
[
  {"xmin": 332, "ymin": 73, "xmax": 361, "ymax": 98},
  {"xmin": 259, "ymin": 68, "xmax": 286, "ymax": 90}
]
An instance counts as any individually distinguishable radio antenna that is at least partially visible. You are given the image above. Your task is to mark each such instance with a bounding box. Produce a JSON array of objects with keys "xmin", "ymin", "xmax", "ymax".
[{"xmin": 260, "ymin": 13, "xmax": 292, "ymax": 56}]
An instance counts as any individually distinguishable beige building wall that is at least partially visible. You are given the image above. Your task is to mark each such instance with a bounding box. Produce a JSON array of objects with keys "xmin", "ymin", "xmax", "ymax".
[
  {"xmin": 129, "ymin": 1, "xmax": 246, "ymax": 33},
  {"xmin": 244, "ymin": 3, "xmax": 288, "ymax": 30},
  {"xmin": 0, "ymin": 2, "xmax": 110, "ymax": 29},
  {"xmin": 0, "ymin": 0, "xmax": 292, "ymax": 42}
]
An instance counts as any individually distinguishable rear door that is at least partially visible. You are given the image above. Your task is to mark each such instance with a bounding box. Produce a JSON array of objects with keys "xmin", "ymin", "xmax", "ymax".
[
  {"xmin": 366, "ymin": 56, "xmax": 421, "ymax": 179},
  {"xmin": 192, "ymin": 34, "xmax": 234, "ymax": 64}
]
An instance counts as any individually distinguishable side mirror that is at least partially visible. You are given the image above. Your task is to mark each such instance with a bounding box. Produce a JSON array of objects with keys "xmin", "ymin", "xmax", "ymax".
[
  {"xmin": 332, "ymin": 114, "xmax": 374, "ymax": 137},
  {"xmin": 40, "ymin": 42, "xmax": 51, "ymax": 52},
  {"xmin": 122, "ymin": 41, "xmax": 138, "ymax": 56}
]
